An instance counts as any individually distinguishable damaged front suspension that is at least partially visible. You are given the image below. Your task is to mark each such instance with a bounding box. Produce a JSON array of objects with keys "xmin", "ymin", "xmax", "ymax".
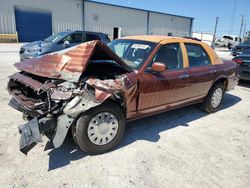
[{"xmin": 19, "ymin": 115, "xmax": 74, "ymax": 155}]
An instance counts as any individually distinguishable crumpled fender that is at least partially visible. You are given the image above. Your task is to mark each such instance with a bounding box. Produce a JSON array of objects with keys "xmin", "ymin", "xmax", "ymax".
[{"xmin": 63, "ymin": 73, "xmax": 138, "ymax": 118}]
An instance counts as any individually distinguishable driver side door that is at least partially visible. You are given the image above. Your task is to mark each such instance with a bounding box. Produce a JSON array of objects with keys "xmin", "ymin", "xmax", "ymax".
[{"xmin": 138, "ymin": 43, "xmax": 190, "ymax": 111}]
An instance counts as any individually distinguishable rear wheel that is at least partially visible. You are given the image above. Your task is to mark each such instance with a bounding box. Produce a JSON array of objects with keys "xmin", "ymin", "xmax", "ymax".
[
  {"xmin": 75, "ymin": 101, "xmax": 125, "ymax": 154},
  {"xmin": 203, "ymin": 83, "xmax": 224, "ymax": 113}
]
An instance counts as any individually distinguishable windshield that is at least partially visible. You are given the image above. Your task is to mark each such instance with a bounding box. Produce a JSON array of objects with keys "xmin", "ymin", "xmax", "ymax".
[
  {"xmin": 44, "ymin": 32, "xmax": 70, "ymax": 43},
  {"xmin": 107, "ymin": 39, "xmax": 155, "ymax": 69}
]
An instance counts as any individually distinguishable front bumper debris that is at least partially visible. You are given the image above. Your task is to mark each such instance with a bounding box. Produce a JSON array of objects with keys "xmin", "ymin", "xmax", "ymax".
[
  {"xmin": 19, "ymin": 118, "xmax": 42, "ymax": 154},
  {"xmin": 18, "ymin": 115, "xmax": 74, "ymax": 155}
]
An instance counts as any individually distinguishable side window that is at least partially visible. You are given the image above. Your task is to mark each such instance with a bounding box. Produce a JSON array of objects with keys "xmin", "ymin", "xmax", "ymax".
[
  {"xmin": 185, "ymin": 43, "xmax": 211, "ymax": 67},
  {"xmin": 63, "ymin": 33, "xmax": 83, "ymax": 43},
  {"xmin": 86, "ymin": 34, "xmax": 100, "ymax": 41},
  {"xmin": 150, "ymin": 43, "xmax": 183, "ymax": 70}
]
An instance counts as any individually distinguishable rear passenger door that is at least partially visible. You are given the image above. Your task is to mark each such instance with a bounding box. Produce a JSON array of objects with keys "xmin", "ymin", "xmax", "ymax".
[{"xmin": 185, "ymin": 43, "xmax": 214, "ymax": 100}]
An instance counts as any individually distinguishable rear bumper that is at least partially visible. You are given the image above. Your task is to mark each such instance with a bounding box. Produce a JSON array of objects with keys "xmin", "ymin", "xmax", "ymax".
[{"xmin": 239, "ymin": 74, "xmax": 250, "ymax": 81}]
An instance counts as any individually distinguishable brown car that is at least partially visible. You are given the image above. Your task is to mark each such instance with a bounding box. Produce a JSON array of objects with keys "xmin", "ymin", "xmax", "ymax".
[{"xmin": 7, "ymin": 36, "xmax": 238, "ymax": 154}]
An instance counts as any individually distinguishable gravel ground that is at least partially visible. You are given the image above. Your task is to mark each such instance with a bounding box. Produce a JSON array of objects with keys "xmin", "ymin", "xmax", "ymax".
[{"xmin": 0, "ymin": 44, "xmax": 249, "ymax": 188}]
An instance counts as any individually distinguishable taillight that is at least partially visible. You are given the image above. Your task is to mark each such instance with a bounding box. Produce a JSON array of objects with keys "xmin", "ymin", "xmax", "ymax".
[{"xmin": 233, "ymin": 58, "xmax": 243, "ymax": 65}]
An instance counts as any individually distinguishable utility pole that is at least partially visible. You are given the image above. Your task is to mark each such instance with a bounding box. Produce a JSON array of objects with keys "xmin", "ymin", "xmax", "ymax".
[
  {"xmin": 213, "ymin": 17, "xmax": 219, "ymax": 35},
  {"xmin": 239, "ymin": 15, "xmax": 244, "ymax": 38},
  {"xmin": 242, "ymin": 24, "xmax": 246, "ymax": 41},
  {"xmin": 212, "ymin": 17, "xmax": 219, "ymax": 47}
]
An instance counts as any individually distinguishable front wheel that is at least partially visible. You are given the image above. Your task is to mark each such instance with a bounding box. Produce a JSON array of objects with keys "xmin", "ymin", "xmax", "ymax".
[
  {"xmin": 203, "ymin": 83, "xmax": 225, "ymax": 113},
  {"xmin": 75, "ymin": 101, "xmax": 125, "ymax": 154}
]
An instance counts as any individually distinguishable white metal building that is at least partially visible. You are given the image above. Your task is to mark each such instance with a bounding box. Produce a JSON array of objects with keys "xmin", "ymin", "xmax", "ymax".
[
  {"xmin": 0, "ymin": 0, "xmax": 194, "ymax": 42},
  {"xmin": 193, "ymin": 32, "xmax": 214, "ymax": 46}
]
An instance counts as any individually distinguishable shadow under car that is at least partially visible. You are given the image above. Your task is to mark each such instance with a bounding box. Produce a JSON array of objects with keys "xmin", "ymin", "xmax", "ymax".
[{"xmin": 47, "ymin": 93, "xmax": 241, "ymax": 170}]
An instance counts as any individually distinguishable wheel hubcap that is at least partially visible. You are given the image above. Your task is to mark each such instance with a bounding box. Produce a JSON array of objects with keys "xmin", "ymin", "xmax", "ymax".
[
  {"xmin": 87, "ymin": 112, "xmax": 119, "ymax": 145},
  {"xmin": 211, "ymin": 88, "xmax": 223, "ymax": 108}
]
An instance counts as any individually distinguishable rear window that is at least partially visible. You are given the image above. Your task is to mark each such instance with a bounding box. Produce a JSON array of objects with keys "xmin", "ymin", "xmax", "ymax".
[
  {"xmin": 185, "ymin": 43, "xmax": 211, "ymax": 67},
  {"xmin": 104, "ymin": 35, "xmax": 111, "ymax": 42},
  {"xmin": 86, "ymin": 34, "xmax": 100, "ymax": 41}
]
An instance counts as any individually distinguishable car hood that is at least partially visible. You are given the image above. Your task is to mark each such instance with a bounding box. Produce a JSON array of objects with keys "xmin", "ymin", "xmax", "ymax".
[
  {"xmin": 21, "ymin": 41, "xmax": 52, "ymax": 49},
  {"xmin": 15, "ymin": 40, "xmax": 131, "ymax": 82}
]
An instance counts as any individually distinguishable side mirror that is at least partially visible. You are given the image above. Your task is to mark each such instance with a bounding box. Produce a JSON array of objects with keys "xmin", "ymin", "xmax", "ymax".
[
  {"xmin": 151, "ymin": 62, "xmax": 166, "ymax": 72},
  {"xmin": 63, "ymin": 40, "xmax": 70, "ymax": 48}
]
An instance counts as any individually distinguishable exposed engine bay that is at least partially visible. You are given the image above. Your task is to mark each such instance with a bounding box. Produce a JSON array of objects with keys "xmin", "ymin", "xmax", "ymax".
[{"xmin": 82, "ymin": 60, "xmax": 129, "ymax": 80}]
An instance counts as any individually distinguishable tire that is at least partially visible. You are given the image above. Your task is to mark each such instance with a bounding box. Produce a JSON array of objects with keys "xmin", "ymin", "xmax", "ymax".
[
  {"xmin": 75, "ymin": 100, "xmax": 126, "ymax": 154},
  {"xmin": 71, "ymin": 123, "xmax": 78, "ymax": 145},
  {"xmin": 203, "ymin": 83, "xmax": 225, "ymax": 113}
]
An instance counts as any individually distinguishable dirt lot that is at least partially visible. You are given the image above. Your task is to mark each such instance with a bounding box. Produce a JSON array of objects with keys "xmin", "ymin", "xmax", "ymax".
[{"xmin": 0, "ymin": 44, "xmax": 249, "ymax": 188}]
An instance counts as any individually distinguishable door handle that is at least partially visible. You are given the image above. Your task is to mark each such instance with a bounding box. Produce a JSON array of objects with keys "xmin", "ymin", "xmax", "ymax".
[{"xmin": 179, "ymin": 74, "xmax": 189, "ymax": 79}]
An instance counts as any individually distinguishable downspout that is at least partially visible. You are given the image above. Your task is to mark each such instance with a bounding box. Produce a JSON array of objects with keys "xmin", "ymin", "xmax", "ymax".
[
  {"xmin": 82, "ymin": 0, "xmax": 85, "ymax": 30},
  {"xmin": 146, "ymin": 11, "xmax": 150, "ymax": 35}
]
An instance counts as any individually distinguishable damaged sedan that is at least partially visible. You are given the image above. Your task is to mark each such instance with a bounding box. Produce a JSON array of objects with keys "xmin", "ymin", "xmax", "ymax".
[{"xmin": 7, "ymin": 36, "xmax": 238, "ymax": 154}]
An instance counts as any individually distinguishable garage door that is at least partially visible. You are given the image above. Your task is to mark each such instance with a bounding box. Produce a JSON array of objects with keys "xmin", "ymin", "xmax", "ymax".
[{"xmin": 14, "ymin": 7, "xmax": 52, "ymax": 42}]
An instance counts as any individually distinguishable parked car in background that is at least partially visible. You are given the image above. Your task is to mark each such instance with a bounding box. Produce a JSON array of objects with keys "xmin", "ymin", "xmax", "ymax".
[
  {"xmin": 19, "ymin": 30, "xmax": 110, "ymax": 61},
  {"xmin": 231, "ymin": 40, "xmax": 250, "ymax": 56},
  {"xmin": 215, "ymin": 35, "xmax": 241, "ymax": 49},
  {"xmin": 233, "ymin": 48, "xmax": 250, "ymax": 81},
  {"xmin": 8, "ymin": 36, "xmax": 238, "ymax": 155}
]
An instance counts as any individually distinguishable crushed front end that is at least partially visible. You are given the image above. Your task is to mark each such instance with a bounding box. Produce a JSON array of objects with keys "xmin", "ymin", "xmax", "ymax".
[
  {"xmin": 8, "ymin": 72, "xmax": 122, "ymax": 154},
  {"xmin": 8, "ymin": 72, "xmax": 79, "ymax": 154},
  {"xmin": 7, "ymin": 41, "xmax": 135, "ymax": 154}
]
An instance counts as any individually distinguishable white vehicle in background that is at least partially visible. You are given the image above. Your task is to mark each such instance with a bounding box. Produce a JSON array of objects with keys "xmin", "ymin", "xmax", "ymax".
[
  {"xmin": 192, "ymin": 32, "xmax": 214, "ymax": 46},
  {"xmin": 215, "ymin": 35, "xmax": 242, "ymax": 49}
]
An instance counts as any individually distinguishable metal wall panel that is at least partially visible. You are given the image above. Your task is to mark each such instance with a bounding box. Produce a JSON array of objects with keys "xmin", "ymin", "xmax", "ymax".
[
  {"xmin": 148, "ymin": 12, "xmax": 192, "ymax": 37},
  {"xmin": 0, "ymin": 0, "xmax": 83, "ymax": 34},
  {"xmin": 0, "ymin": 0, "xmax": 193, "ymax": 38},
  {"xmin": 84, "ymin": 1, "xmax": 148, "ymax": 38}
]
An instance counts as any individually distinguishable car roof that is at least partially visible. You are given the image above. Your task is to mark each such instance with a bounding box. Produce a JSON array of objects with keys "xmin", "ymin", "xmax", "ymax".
[
  {"xmin": 62, "ymin": 30, "xmax": 106, "ymax": 35},
  {"xmin": 222, "ymin": 34, "xmax": 239, "ymax": 38},
  {"xmin": 120, "ymin": 35, "xmax": 201, "ymax": 44}
]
